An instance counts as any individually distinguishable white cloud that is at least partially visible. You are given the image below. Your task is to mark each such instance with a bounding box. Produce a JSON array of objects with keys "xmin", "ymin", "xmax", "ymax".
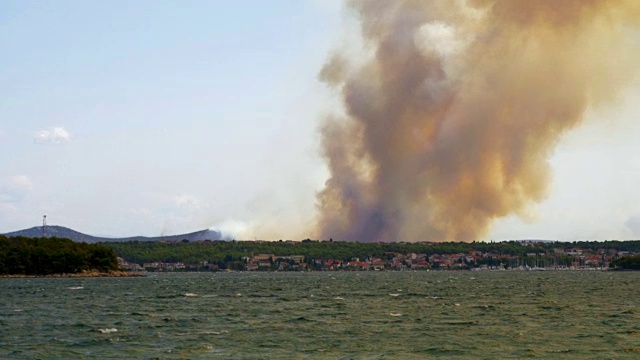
[
  {"xmin": 34, "ymin": 127, "xmax": 72, "ymax": 144},
  {"xmin": 10, "ymin": 175, "xmax": 32, "ymax": 189},
  {"xmin": 0, "ymin": 175, "xmax": 33, "ymax": 202}
]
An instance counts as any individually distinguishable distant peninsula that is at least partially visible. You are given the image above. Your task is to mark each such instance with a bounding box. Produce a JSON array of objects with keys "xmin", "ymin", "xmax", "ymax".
[
  {"xmin": 0, "ymin": 270, "xmax": 143, "ymax": 278},
  {"xmin": 0, "ymin": 235, "xmax": 141, "ymax": 277}
]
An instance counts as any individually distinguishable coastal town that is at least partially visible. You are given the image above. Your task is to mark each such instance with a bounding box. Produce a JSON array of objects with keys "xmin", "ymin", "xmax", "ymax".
[{"xmin": 116, "ymin": 240, "xmax": 639, "ymax": 273}]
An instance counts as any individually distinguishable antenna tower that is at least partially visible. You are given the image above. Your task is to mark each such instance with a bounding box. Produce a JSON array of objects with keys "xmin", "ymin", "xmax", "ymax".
[{"xmin": 42, "ymin": 215, "xmax": 47, "ymax": 238}]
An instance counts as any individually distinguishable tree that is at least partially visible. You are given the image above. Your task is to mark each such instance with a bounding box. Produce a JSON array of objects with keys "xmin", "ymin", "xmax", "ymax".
[{"xmin": 0, "ymin": 236, "xmax": 118, "ymax": 275}]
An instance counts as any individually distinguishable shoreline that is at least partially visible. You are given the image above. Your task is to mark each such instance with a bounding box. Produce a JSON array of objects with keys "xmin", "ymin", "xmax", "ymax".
[{"xmin": 0, "ymin": 270, "xmax": 145, "ymax": 278}]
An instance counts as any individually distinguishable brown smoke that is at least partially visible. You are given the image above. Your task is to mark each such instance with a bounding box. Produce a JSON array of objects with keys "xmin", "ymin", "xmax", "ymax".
[{"xmin": 316, "ymin": 0, "xmax": 640, "ymax": 242}]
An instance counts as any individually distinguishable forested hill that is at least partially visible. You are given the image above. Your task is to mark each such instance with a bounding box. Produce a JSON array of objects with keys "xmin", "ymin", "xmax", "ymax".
[
  {"xmin": 3, "ymin": 226, "xmax": 228, "ymax": 243},
  {"xmin": 4, "ymin": 226, "xmax": 105, "ymax": 243}
]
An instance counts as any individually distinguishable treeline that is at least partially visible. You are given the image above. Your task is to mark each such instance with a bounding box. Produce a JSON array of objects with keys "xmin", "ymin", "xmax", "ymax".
[
  {"xmin": 611, "ymin": 256, "xmax": 640, "ymax": 270},
  {"xmin": 104, "ymin": 239, "xmax": 640, "ymax": 268},
  {"xmin": 0, "ymin": 235, "xmax": 118, "ymax": 275},
  {"xmin": 106, "ymin": 240, "xmax": 526, "ymax": 265}
]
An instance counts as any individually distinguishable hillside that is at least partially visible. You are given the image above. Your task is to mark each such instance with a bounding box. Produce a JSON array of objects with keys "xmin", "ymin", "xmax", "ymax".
[{"xmin": 3, "ymin": 225, "xmax": 228, "ymax": 243}]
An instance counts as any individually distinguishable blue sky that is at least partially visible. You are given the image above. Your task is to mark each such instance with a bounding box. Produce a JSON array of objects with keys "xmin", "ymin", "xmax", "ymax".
[
  {"xmin": 1, "ymin": 0, "xmax": 342, "ymax": 238},
  {"xmin": 2, "ymin": 1, "xmax": 640, "ymax": 241}
]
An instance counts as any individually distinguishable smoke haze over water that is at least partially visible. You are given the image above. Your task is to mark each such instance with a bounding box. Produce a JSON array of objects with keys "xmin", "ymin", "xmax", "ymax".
[{"xmin": 316, "ymin": 0, "xmax": 640, "ymax": 242}]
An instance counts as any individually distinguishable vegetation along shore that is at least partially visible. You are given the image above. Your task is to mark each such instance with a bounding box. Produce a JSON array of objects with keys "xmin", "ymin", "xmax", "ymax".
[
  {"xmin": 0, "ymin": 270, "xmax": 143, "ymax": 278},
  {"xmin": 106, "ymin": 238, "xmax": 640, "ymax": 272},
  {"xmin": 0, "ymin": 235, "xmax": 124, "ymax": 277},
  {"xmin": 3, "ymin": 234, "xmax": 640, "ymax": 276}
]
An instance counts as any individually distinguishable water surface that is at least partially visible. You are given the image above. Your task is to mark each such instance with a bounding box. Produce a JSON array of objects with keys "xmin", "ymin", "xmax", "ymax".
[{"xmin": 1, "ymin": 271, "xmax": 639, "ymax": 359}]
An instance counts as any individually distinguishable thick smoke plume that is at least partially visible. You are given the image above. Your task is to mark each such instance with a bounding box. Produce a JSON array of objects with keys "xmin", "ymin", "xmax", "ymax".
[{"xmin": 316, "ymin": 0, "xmax": 640, "ymax": 242}]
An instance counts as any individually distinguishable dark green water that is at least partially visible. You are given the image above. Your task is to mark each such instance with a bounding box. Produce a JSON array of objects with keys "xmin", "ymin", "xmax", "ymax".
[{"xmin": 1, "ymin": 271, "xmax": 639, "ymax": 359}]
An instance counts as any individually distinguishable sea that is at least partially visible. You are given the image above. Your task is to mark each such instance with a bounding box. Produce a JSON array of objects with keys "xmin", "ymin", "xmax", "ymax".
[{"xmin": 1, "ymin": 271, "xmax": 639, "ymax": 359}]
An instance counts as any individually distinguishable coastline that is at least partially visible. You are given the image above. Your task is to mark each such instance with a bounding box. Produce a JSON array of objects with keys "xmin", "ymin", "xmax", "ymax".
[{"xmin": 0, "ymin": 270, "xmax": 145, "ymax": 278}]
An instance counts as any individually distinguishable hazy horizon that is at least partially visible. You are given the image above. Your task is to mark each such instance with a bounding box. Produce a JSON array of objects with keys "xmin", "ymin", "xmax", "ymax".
[{"xmin": 0, "ymin": 223, "xmax": 621, "ymax": 243}]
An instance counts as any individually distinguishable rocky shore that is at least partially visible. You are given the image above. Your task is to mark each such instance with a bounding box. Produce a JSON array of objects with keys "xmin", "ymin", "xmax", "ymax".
[{"xmin": 0, "ymin": 270, "xmax": 145, "ymax": 278}]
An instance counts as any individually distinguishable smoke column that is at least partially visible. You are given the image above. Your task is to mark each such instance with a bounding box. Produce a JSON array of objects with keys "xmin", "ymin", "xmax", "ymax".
[{"xmin": 316, "ymin": 0, "xmax": 640, "ymax": 242}]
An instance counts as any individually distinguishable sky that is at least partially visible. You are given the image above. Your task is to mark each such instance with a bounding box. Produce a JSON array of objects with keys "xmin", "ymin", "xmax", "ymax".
[{"xmin": 1, "ymin": 1, "xmax": 640, "ymax": 241}]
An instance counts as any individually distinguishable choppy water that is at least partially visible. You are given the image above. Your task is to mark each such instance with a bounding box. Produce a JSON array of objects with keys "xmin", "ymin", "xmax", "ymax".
[{"xmin": 1, "ymin": 271, "xmax": 639, "ymax": 359}]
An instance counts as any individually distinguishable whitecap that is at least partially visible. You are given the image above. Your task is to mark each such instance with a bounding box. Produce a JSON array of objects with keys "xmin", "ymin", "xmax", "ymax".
[
  {"xmin": 389, "ymin": 313, "xmax": 402, "ymax": 317},
  {"xmin": 334, "ymin": 296, "xmax": 345, "ymax": 300},
  {"xmin": 184, "ymin": 293, "xmax": 198, "ymax": 297},
  {"xmin": 98, "ymin": 328, "xmax": 117, "ymax": 334},
  {"xmin": 389, "ymin": 293, "xmax": 401, "ymax": 297},
  {"xmin": 68, "ymin": 286, "xmax": 84, "ymax": 290},
  {"xmin": 199, "ymin": 330, "xmax": 228, "ymax": 335}
]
